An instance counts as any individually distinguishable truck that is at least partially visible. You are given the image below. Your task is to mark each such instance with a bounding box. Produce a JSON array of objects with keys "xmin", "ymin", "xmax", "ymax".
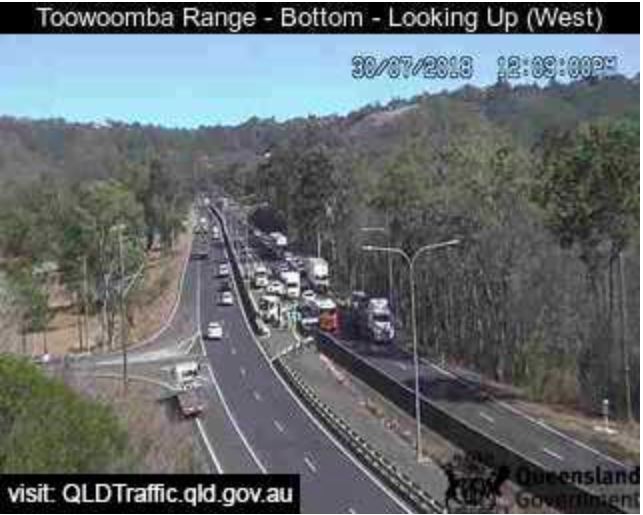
[
  {"xmin": 258, "ymin": 294, "xmax": 281, "ymax": 325},
  {"xmin": 350, "ymin": 292, "xmax": 394, "ymax": 343},
  {"xmin": 253, "ymin": 264, "xmax": 269, "ymax": 289},
  {"xmin": 304, "ymin": 257, "xmax": 329, "ymax": 292},
  {"xmin": 313, "ymin": 297, "xmax": 338, "ymax": 333},
  {"xmin": 269, "ymin": 232, "xmax": 288, "ymax": 249},
  {"xmin": 172, "ymin": 361, "xmax": 200, "ymax": 390},
  {"xmin": 280, "ymin": 270, "xmax": 301, "ymax": 299}
]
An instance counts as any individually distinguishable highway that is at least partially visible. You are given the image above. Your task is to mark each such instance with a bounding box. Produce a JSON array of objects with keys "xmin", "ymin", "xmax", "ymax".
[
  {"xmin": 198, "ymin": 206, "xmax": 409, "ymax": 513},
  {"xmin": 326, "ymin": 324, "xmax": 639, "ymax": 502},
  {"xmin": 226, "ymin": 194, "xmax": 639, "ymax": 512}
]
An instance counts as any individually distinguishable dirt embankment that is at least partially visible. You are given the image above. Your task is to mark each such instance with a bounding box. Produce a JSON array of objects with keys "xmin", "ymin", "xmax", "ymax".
[
  {"xmin": 62, "ymin": 373, "xmax": 205, "ymax": 473},
  {"xmin": 2, "ymin": 230, "xmax": 192, "ymax": 356}
]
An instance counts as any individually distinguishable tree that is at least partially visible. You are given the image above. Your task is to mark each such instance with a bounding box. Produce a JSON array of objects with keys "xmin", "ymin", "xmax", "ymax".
[
  {"xmin": 534, "ymin": 118, "xmax": 639, "ymax": 412},
  {"xmin": 0, "ymin": 355, "xmax": 131, "ymax": 472}
]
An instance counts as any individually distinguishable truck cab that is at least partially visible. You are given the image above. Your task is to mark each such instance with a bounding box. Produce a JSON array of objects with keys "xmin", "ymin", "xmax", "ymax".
[
  {"xmin": 259, "ymin": 294, "xmax": 281, "ymax": 325},
  {"xmin": 304, "ymin": 257, "xmax": 330, "ymax": 292},
  {"xmin": 367, "ymin": 298, "xmax": 395, "ymax": 343},
  {"xmin": 314, "ymin": 297, "xmax": 338, "ymax": 333},
  {"xmin": 253, "ymin": 264, "xmax": 269, "ymax": 289},
  {"xmin": 172, "ymin": 361, "xmax": 200, "ymax": 390}
]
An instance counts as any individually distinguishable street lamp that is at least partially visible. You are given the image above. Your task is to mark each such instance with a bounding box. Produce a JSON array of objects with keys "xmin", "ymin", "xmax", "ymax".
[{"xmin": 362, "ymin": 238, "xmax": 460, "ymax": 462}]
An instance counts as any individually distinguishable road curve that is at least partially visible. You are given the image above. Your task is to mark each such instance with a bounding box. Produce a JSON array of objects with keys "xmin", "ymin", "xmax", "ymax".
[{"xmin": 200, "ymin": 207, "xmax": 410, "ymax": 514}]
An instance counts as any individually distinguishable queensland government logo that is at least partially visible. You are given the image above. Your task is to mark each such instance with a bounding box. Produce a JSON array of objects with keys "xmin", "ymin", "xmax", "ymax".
[{"xmin": 441, "ymin": 453, "xmax": 510, "ymax": 513}]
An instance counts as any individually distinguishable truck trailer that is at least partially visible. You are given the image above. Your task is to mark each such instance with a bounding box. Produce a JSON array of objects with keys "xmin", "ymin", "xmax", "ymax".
[{"xmin": 304, "ymin": 257, "xmax": 329, "ymax": 292}]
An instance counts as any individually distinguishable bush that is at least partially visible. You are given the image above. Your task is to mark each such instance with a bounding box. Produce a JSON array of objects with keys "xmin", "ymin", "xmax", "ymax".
[{"xmin": 0, "ymin": 355, "xmax": 131, "ymax": 472}]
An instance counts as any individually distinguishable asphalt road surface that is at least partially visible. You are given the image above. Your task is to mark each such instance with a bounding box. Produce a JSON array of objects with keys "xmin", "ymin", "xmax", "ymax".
[
  {"xmin": 327, "ymin": 324, "xmax": 639, "ymax": 507},
  {"xmin": 199, "ymin": 209, "xmax": 409, "ymax": 513}
]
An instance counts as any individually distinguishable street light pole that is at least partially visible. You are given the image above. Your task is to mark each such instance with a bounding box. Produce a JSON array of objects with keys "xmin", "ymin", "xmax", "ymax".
[
  {"xmin": 117, "ymin": 226, "xmax": 128, "ymax": 394},
  {"xmin": 362, "ymin": 238, "xmax": 460, "ymax": 462}
]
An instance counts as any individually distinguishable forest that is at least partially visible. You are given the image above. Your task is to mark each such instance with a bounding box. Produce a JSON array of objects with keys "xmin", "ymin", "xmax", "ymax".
[{"xmin": 0, "ymin": 74, "xmax": 639, "ymax": 419}]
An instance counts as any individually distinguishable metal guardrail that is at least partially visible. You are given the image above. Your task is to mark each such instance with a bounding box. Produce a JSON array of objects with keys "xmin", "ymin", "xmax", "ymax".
[
  {"xmin": 315, "ymin": 332, "xmax": 630, "ymax": 515},
  {"xmin": 275, "ymin": 358, "xmax": 444, "ymax": 514},
  {"xmin": 210, "ymin": 198, "xmax": 443, "ymax": 514}
]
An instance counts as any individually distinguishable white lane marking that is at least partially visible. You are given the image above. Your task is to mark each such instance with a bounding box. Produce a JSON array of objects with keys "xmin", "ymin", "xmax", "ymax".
[
  {"xmin": 195, "ymin": 418, "xmax": 223, "ymax": 473},
  {"xmin": 273, "ymin": 420, "xmax": 285, "ymax": 433},
  {"xmin": 497, "ymin": 400, "xmax": 626, "ymax": 468},
  {"xmin": 253, "ymin": 390, "xmax": 262, "ymax": 402},
  {"xmin": 231, "ymin": 346, "xmax": 237, "ymax": 355},
  {"xmin": 542, "ymin": 447, "xmax": 564, "ymax": 461},
  {"xmin": 347, "ymin": 509, "xmax": 357, "ymax": 514},
  {"xmin": 240, "ymin": 366, "xmax": 246, "ymax": 377},
  {"xmin": 479, "ymin": 411, "xmax": 495, "ymax": 424},
  {"xmin": 418, "ymin": 347, "xmax": 627, "ymax": 469},
  {"xmin": 304, "ymin": 456, "xmax": 318, "ymax": 474},
  {"xmin": 214, "ymin": 205, "xmax": 412, "ymax": 514},
  {"xmin": 395, "ymin": 362, "xmax": 408, "ymax": 371},
  {"xmin": 196, "ymin": 261, "xmax": 202, "ymax": 332},
  {"xmin": 429, "ymin": 362, "xmax": 457, "ymax": 379},
  {"xmin": 199, "ymin": 338, "xmax": 267, "ymax": 473}
]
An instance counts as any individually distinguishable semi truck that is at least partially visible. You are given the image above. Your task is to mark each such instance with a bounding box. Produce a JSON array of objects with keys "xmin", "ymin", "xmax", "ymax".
[
  {"xmin": 304, "ymin": 257, "xmax": 329, "ymax": 292},
  {"xmin": 350, "ymin": 292, "xmax": 395, "ymax": 343}
]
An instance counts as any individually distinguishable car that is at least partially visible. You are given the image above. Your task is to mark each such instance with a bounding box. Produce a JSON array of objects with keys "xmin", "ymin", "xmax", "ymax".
[
  {"xmin": 220, "ymin": 291, "xmax": 234, "ymax": 306},
  {"xmin": 206, "ymin": 321, "xmax": 223, "ymax": 340},
  {"xmin": 218, "ymin": 263, "xmax": 230, "ymax": 277},
  {"xmin": 219, "ymin": 279, "xmax": 232, "ymax": 292},
  {"xmin": 191, "ymin": 248, "xmax": 208, "ymax": 260},
  {"xmin": 266, "ymin": 280, "xmax": 285, "ymax": 296},
  {"xmin": 301, "ymin": 289, "xmax": 316, "ymax": 302}
]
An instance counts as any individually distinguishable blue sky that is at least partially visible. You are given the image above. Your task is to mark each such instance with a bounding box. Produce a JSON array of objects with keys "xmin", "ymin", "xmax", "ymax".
[{"xmin": 0, "ymin": 34, "xmax": 638, "ymax": 127}]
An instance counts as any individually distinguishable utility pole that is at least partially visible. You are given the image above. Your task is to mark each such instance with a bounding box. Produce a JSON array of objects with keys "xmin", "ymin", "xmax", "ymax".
[
  {"xmin": 75, "ymin": 290, "xmax": 84, "ymax": 351},
  {"xmin": 82, "ymin": 255, "xmax": 90, "ymax": 352},
  {"xmin": 118, "ymin": 227, "xmax": 128, "ymax": 394},
  {"xmin": 618, "ymin": 252, "xmax": 632, "ymax": 422}
]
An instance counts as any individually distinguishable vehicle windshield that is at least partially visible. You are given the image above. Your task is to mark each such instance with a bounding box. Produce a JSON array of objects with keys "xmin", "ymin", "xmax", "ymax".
[{"xmin": 373, "ymin": 314, "xmax": 391, "ymax": 323}]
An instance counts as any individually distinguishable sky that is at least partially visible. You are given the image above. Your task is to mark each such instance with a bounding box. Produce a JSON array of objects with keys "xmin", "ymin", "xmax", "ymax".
[{"xmin": 0, "ymin": 34, "xmax": 639, "ymax": 128}]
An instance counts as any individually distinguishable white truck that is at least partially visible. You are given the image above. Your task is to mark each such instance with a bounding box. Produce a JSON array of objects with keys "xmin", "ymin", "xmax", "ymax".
[
  {"xmin": 304, "ymin": 257, "xmax": 329, "ymax": 292},
  {"xmin": 280, "ymin": 270, "xmax": 301, "ymax": 299},
  {"xmin": 259, "ymin": 294, "xmax": 281, "ymax": 325},
  {"xmin": 253, "ymin": 264, "xmax": 269, "ymax": 289},
  {"xmin": 172, "ymin": 361, "xmax": 200, "ymax": 390},
  {"xmin": 269, "ymin": 232, "xmax": 288, "ymax": 249},
  {"xmin": 366, "ymin": 298, "xmax": 395, "ymax": 344}
]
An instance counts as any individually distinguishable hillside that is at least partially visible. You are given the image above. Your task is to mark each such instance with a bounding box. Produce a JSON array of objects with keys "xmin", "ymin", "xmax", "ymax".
[
  {"xmin": 0, "ymin": 75, "xmax": 638, "ymax": 187},
  {"xmin": 0, "ymin": 74, "xmax": 639, "ymax": 420}
]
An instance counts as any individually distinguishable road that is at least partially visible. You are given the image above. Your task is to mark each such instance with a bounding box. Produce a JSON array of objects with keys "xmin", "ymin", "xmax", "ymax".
[
  {"xmin": 199, "ymin": 207, "xmax": 409, "ymax": 513},
  {"xmin": 224, "ymin": 193, "xmax": 638, "ymax": 512},
  {"xmin": 325, "ymin": 321, "xmax": 639, "ymax": 506}
]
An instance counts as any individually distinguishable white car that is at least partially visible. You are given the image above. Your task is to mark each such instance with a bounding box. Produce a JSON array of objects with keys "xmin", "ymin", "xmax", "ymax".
[
  {"xmin": 220, "ymin": 291, "xmax": 234, "ymax": 306},
  {"xmin": 218, "ymin": 263, "xmax": 230, "ymax": 277},
  {"xmin": 266, "ymin": 280, "xmax": 285, "ymax": 296},
  {"xmin": 206, "ymin": 322, "xmax": 223, "ymax": 340},
  {"xmin": 301, "ymin": 289, "xmax": 316, "ymax": 302}
]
